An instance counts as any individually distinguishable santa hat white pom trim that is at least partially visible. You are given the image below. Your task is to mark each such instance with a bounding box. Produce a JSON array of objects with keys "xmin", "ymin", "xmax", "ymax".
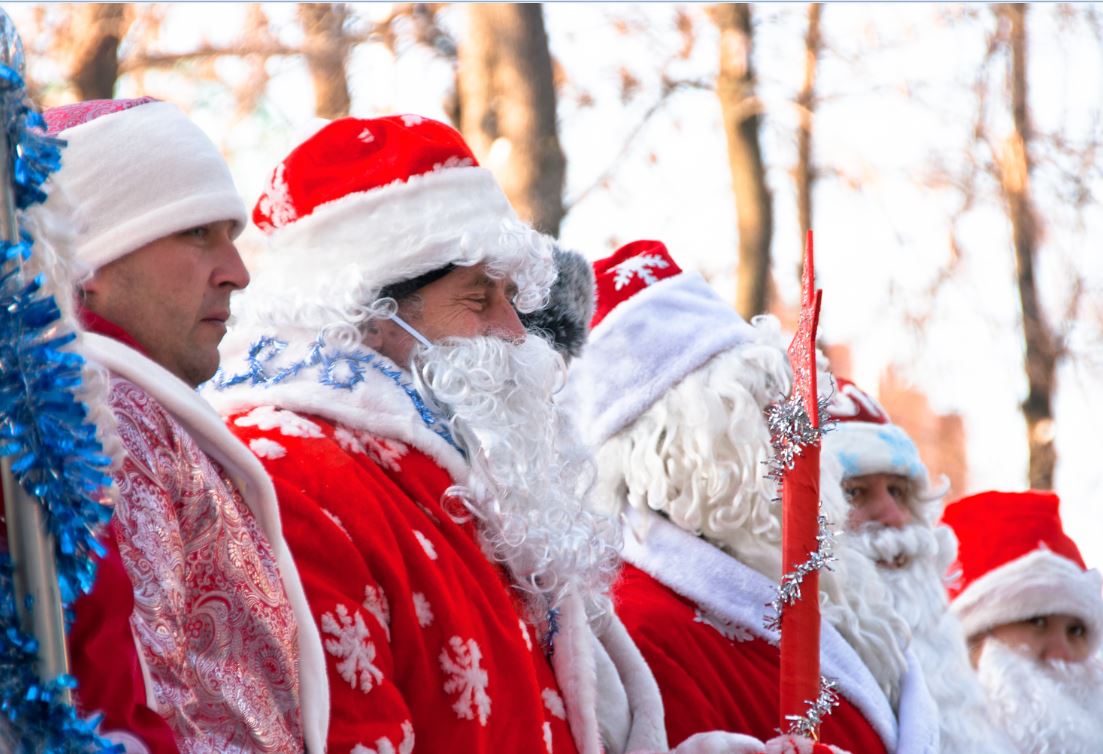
[
  {"xmin": 564, "ymin": 271, "xmax": 756, "ymax": 449},
  {"xmin": 951, "ymin": 548, "xmax": 1103, "ymax": 653},
  {"xmin": 238, "ymin": 165, "xmax": 555, "ymax": 329}
]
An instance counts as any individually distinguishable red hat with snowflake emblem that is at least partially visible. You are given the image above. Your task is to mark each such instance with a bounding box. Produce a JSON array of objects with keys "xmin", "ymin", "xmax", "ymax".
[
  {"xmin": 239, "ymin": 114, "xmax": 555, "ymax": 329},
  {"xmin": 564, "ymin": 239, "xmax": 757, "ymax": 447},
  {"xmin": 943, "ymin": 490, "xmax": 1103, "ymax": 651}
]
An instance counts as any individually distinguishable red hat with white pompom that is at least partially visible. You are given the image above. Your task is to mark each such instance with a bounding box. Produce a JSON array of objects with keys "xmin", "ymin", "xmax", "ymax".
[
  {"xmin": 942, "ymin": 490, "xmax": 1103, "ymax": 652},
  {"xmin": 238, "ymin": 114, "xmax": 555, "ymax": 329},
  {"xmin": 564, "ymin": 239, "xmax": 757, "ymax": 448}
]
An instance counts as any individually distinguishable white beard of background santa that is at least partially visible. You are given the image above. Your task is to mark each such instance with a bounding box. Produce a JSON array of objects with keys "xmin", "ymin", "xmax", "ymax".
[
  {"xmin": 823, "ymin": 378, "xmax": 1012, "ymax": 754},
  {"xmin": 944, "ymin": 489, "xmax": 1103, "ymax": 754},
  {"xmin": 975, "ymin": 639, "xmax": 1103, "ymax": 754},
  {"xmin": 564, "ymin": 239, "xmax": 940, "ymax": 754}
]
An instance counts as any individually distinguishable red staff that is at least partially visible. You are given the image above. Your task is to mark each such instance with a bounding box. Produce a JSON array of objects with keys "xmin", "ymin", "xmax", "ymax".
[{"xmin": 778, "ymin": 230, "xmax": 830, "ymax": 736}]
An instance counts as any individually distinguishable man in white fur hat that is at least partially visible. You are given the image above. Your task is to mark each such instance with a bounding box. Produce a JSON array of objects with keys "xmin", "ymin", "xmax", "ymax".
[
  {"xmin": 823, "ymin": 378, "xmax": 1010, "ymax": 753},
  {"xmin": 209, "ymin": 114, "xmax": 837, "ymax": 754},
  {"xmin": 943, "ymin": 490, "xmax": 1103, "ymax": 754},
  {"xmin": 32, "ymin": 98, "xmax": 326, "ymax": 753},
  {"xmin": 565, "ymin": 240, "xmax": 939, "ymax": 754}
]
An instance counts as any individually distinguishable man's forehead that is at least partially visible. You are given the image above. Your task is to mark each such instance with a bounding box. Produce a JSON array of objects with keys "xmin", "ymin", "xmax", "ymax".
[{"xmin": 448, "ymin": 264, "xmax": 516, "ymax": 292}]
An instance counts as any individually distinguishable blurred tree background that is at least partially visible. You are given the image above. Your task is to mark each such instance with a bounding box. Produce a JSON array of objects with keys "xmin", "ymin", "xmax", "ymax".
[{"xmin": 11, "ymin": 2, "xmax": 1103, "ymax": 558}]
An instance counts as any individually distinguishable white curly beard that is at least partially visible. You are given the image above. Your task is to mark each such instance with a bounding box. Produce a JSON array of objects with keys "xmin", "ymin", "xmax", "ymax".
[
  {"xmin": 976, "ymin": 638, "xmax": 1103, "ymax": 754},
  {"xmin": 851, "ymin": 522, "xmax": 1014, "ymax": 753},
  {"xmin": 412, "ymin": 334, "xmax": 620, "ymax": 628}
]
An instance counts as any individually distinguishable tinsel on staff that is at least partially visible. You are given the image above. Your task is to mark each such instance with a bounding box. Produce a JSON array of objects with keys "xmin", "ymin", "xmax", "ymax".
[
  {"xmin": 0, "ymin": 9, "xmax": 118, "ymax": 752},
  {"xmin": 770, "ymin": 230, "xmax": 839, "ymax": 737}
]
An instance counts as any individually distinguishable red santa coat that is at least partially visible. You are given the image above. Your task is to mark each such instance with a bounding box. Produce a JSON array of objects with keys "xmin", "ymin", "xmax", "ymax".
[
  {"xmin": 208, "ymin": 328, "xmax": 701, "ymax": 754},
  {"xmin": 616, "ymin": 510, "xmax": 939, "ymax": 754}
]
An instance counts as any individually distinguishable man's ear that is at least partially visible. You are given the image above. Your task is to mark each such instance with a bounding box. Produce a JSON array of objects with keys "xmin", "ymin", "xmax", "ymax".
[{"xmin": 362, "ymin": 319, "xmax": 384, "ymax": 351}]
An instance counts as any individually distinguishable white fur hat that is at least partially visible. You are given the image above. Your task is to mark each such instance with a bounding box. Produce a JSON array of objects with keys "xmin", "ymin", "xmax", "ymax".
[{"xmin": 42, "ymin": 98, "xmax": 246, "ymax": 275}]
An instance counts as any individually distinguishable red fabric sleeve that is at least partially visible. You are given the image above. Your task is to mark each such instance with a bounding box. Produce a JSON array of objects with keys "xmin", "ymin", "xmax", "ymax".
[{"xmin": 68, "ymin": 530, "xmax": 179, "ymax": 753}]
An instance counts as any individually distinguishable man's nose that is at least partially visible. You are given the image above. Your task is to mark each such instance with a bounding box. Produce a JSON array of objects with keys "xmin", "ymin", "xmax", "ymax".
[
  {"xmin": 213, "ymin": 234, "xmax": 251, "ymax": 291},
  {"xmin": 487, "ymin": 301, "xmax": 526, "ymax": 343},
  {"xmin": 1042, "ymin": 631, "xmax": 1075, "ymax": 663},
  {"xmin": 871, "ymin": 490, "xmax": 912, "ymax": 529}
]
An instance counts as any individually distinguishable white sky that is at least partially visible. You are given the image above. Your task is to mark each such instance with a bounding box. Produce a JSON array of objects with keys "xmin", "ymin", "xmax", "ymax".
[{"xmin": 12, "ymin": 3, "xmax": 1103, "ymax": 568}]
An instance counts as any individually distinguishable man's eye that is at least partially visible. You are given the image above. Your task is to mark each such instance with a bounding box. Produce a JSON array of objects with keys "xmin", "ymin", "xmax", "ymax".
[
  {"xmin": 1070, "ymin": 621, "xmax": 1087, "ymax": 638},
  {"xmin": 889, "ymin": 485, "xmax": 906, "ymax": 501},
  {"xmin": 842, "ymin": 486, "xmax": 860, "ymax": 502},
  {"xmin": 1028, "ymin": 616, "xmax": 1048, "ymax": 629},
  {"xmin": 183, "ymin": 226, "xmax": 209, "ymax": 240}
]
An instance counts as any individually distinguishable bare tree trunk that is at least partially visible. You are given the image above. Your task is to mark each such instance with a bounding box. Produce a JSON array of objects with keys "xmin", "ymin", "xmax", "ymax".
[
  {"xmin": 997, "ymin": 4, "xmax": 1058, "ymax": 488},
  {"xmin": 795, "ymin": 3, "xmax": 822, "ymax": 281},
  {"xmin": 457, "ymin": 4, "xmax": 565, "ymax": 236},
  {"xmin": 714, "ymin": 3, "xmax": 773, "ymax": 320},
  {"xmin": 298, "ymin": 3, "xmax": 353, "ymax": 119},
  {"xmin": 69, "ymin": 4, "xmax": 132, "ymax": 100}
]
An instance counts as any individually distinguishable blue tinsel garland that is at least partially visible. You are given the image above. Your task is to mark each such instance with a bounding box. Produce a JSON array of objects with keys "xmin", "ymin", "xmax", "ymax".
[{"xmin": 0, "ymin": 62, "xmax": 119, "ymax": 752}]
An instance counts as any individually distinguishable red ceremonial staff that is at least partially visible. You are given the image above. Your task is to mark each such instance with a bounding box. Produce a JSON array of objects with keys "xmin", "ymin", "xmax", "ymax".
[{"xmin": 775, "ymin": 231, "xmax": 835, "ymax": 736}]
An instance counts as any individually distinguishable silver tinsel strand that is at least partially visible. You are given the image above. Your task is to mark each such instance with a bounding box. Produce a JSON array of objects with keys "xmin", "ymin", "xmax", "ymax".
[
  {"xmin": 764, "ymin": 393, "xmax": 833, "ymax": 484},
  {"xmin": 784, "ymin": 676, "xmax": 841, "ymax": 738},
  {"xmin": 765, "ymin": 515, "xmax": 836, "ymax": 631}
]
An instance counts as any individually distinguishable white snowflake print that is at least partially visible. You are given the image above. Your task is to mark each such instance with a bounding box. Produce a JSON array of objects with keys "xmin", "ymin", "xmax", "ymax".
[
  {"xmin": 400, "ymin": 114, "xmax": 425, "ymax": 127},
  {"xmin": 248, "ymin": 437, "xmax": 286, "ymax": 460},
  {"xmin": 542, "ymin": 688, "xmax": 566, "ymax": 720},
  {"xmin": 256, "ymin": 163, "xmax": 297, "ymax": 230},
  {"xmin": 439, "ymin": 636, "xmax": 491, "ymax": 726},
  {"xmin": 414, "ymin": 530, "xmax": 438, "ymax": 561},
  {"xmin": 693, "ymin": 608, "xmax": 753, "ymax": 643},
  {"xmin": 413, "ymin": 592, "xmax": 434, "ymax": 628},
  {"xmin": 363, "ymin": 585, "xmax": 391, "ymax": 641},
  {"xmin": 543, "ymin": 722, "xmax": 553, "ymax": 754},
  {"xmin": 321, "ymin": 604, "xmax": 384, "ymax": 694},
  {"xmin": 351, "ymin": 720, "xmax": 414, "ymax": 754},
  {"xmin": 358, "ymin": 127, "xmax": 375, "ymax": 144},
  {"xmin": 334, "ymin": 426, "xmax": 409, "ymax": 471},
  {"xmin": 518, "ymin": 619, "xmax": 532, "ymax": 652},
  {"xmin": 321, "ymin": 508, "xmax": 353, "ymax": 541},
  {"xmin": 611, "ymin": 254, "xmax": 670, "ymax": 290},
  {"xmin": 235, "ymin": 405, "xmax": 323, "ymax": 438}
]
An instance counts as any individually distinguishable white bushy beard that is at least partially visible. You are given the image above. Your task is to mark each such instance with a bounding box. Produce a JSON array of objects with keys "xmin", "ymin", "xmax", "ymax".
[
  {"xmin": 852, "ymin": 522, "xmax": 1012, "ymax": 753},
  {"xmin": 976, "ymin": 639, "xmax": 1103, "ymax": 754},
  {"xmin": 412, "ymin": 334, "xmax": 620, "ymax": 629},
  {"xmin": 593, "ymin": 316, "xmax": 909, "ymax": 704}
]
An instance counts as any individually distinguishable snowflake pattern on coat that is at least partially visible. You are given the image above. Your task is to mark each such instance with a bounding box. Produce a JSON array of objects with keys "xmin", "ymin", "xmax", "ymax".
[
  {"xmin": 440, "ymin": 636, "xmax": 491, "ymax": 726},
  {"xmin": 519, "ymin": 619, "xmax": 533, "ymax": 652},
  {"xmin": 256, "ymin": 163, "xmax": 297, "ymax": 231},
  {"xmin": 414, "ymin": 530, "xmax": 438, "ymax": 561},
  {"xmin": 235, "ymin": 405, "xmax": 323, "ymax": 438},
  {"xmin": 334, "ymin": 425, "xmax": 408, "ymax": 472},
  {"xmin": 351, "ymin": 720, "xmax": 415, "ymax": 754},
  {"xmin": 322, "ymin": 604, "xmax": 384, "ymax": 694},
  {"xmin": 363, "ymin": 585, "xmax": 391, "ymax": 640},
  {"xmin": 612, "ymin": 254, "xmax": 670, "ymax": 290},
  {"xmin": 693, "ymin": 608, "xmax": 753, "ymax": 642},
  {"xmin": 413, "ymin": 592, "xmax": 434, "ymax": 628},
  {"xmin": 249, "ymin": 437, "xmax": 286, "ymax": 460},
  {"xmin": 542, "ymin": 688, "xmax": 566, "ymax": 720}
]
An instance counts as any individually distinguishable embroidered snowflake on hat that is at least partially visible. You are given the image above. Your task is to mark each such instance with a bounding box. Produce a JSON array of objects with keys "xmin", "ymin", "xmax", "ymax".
[
  {"xmin": 590, "ymin": 239, "xmax": 683, "ymax": 328},
  {"xmin": 351, "ymin": 720, "xmax": 414, "ymax": 754},
  {"xmin": 357, "ymin": 127, "xmax": 375, "ymax": 144},
  {"xmin": 440, "ymin": 636, "xmax": 491, "ymax": 725},
  {"xmin": 255, "ymin": 163, "xmax": 298, "ymax": 231},
  {"xmin": 321, "ymin": 603, "xmax": 384, "ymax": 694}
]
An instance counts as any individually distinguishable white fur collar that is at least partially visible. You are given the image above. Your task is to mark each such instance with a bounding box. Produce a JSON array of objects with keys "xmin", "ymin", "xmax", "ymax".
[
  {"xmin": 81, "ymin": 332, "xmax": 330, "ymax": 754},
  {"xmin": 207, "ymin": 325, "xmax": 470, "ymax": 483},
  {"xmin": 621, "ymin": 508, "xmax": 900, "ymax": 751}
]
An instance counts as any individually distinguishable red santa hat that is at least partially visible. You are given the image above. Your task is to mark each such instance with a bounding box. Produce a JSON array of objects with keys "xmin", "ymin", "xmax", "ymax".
[
  {"xmin": 239, "ymin": 114, "xmax": 555, "ymax": 328},
  {"xmin": 564, "ymin": 239, "xmax": 757, "ymax": 448},
  {"xmin": 41, "ymin": 97, "xmax": 246, "ymax": 275},
  {"xmin": 822, "ymin": 377, "xmax": 936, "ymax": 517},
  {"xmin": 942, "ymin": 490, "xmax": 1103, "ymax": 652}
]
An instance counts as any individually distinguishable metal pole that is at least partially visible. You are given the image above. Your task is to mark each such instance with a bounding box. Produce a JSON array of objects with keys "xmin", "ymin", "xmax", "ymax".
[{"xmin": 0, "ymin": 8, "xmax": 72, "ymax": 694}]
